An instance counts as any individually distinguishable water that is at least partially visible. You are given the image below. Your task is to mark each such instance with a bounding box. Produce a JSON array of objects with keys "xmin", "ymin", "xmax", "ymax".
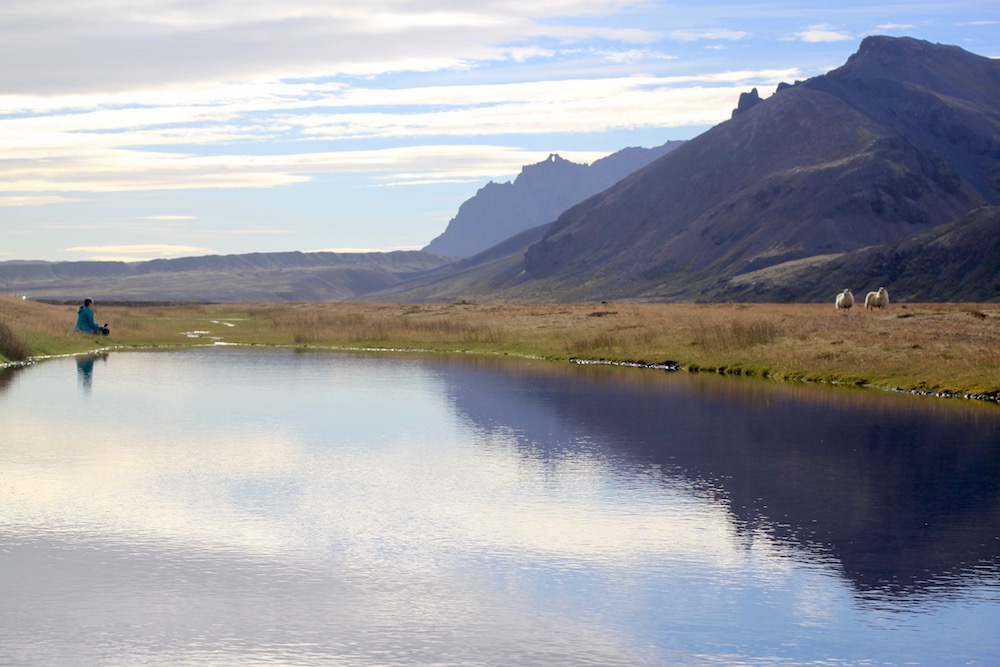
[{"xmin": 2, "ymin": 347, "xmax": 999, "ymax": 666}]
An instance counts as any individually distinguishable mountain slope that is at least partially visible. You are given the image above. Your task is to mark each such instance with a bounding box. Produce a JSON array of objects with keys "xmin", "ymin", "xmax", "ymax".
[
  {"xmin": 514, "ymin": 36, "xmax": 998, "ymax": 301},
  {"xmin": 423, "ymin": 141, "xmax": 682, "ymax": 258},
  {"xmin": 805, "ymin": 36, "xmax": 1000, "ymax": 204},
  {"xmin": 370, "ymin": 223, "xmax": 554, "ymax": 303},
  {"xmin": 379, "ymin": 36, "xmax": 997, "ymax": 303},
  {"xmin": 717, "ymin": 206, "xmax": 1000, "ymax": 303}
]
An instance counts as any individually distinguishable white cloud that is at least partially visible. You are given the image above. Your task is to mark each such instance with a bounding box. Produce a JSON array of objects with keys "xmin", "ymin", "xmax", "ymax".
[
  {"xmin": 65, "ymin": 244, "xmax": 217, "ymax": 256},
  {"xmin": 0, "ymin": 69, "xmax": 794, "ymax": 196},
  {"xmin": 592, "ymin": 48, "xmax": 677, "ymax": 63},
  {"xmin": 0, "ymin": 195, "xmax": 83, "ymax": 206},
  {"xmin": 0, "ymin": 0, "xmax": 653, "ymax": 94},
  {"xmin": 666, "ymin": 28, "xmax": 750, "ymax": 42},
  {"xmin": 784, "ymin": 25, "xmax": 854, "ymax": 43},
  {"xmin": 0, "ymin": 3, "xmax": 797, "ymax": 208}
]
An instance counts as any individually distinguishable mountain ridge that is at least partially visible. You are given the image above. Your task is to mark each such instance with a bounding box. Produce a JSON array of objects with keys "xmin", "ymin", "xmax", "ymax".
[
  {"xmin": 515, "ymin": 36, "xmax": 997, "ymax": 300},
  {"xmin": 423, "ymin": 141, "xmax": 683, "ymax": 257},
  {"xmin": 375, "ymin": 35, "xmax": 997, "ymax": 303}
]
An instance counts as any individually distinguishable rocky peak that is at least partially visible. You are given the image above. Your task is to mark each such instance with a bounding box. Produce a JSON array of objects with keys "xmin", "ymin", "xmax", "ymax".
[
  {"xmin": 848, "ymin": 35, "xmax": 939, "ymax": 66},
  {"xmin": 731, "ymin": 88, "xmax": 762, "ymax": 118},
  {"xmin": 518, "ymin": 153, "xmax": 574, "ymax": 176},
  {"xmin": 832, "ymin": 35, "xmax": 995, "ymax": 93}
]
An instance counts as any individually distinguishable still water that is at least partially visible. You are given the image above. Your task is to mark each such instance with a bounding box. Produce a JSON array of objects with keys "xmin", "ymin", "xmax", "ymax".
[{"xmin": 1, "ymin": 347, "xmax": 999, "ymax": 666}]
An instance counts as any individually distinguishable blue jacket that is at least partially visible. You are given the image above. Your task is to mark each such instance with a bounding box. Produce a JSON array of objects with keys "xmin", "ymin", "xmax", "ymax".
[{"xmin": 76, "ymin": 306, "xmax": 102, "ymax": 333}]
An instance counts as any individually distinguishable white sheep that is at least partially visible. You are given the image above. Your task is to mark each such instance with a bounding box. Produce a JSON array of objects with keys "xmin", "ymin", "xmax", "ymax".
[
  {"xmin": 865, "ymin": 286, "xmax": 890, "ymax": 311},
  {"xmin": 835, "ymin": 288, "xmax": 854, "ymax": 311}
]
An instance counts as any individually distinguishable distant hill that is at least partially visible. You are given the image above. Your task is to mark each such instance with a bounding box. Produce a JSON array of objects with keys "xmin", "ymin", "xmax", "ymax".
[
  {"xmin": 715, "ymin": 205, "xmax": 1000, "ymax": 303},
  {"xmin": 0, "ymin": 251, "xmax": 452, "ymax": 302},
  {"xmin": 423, "ymin": 142, "xmax": 683, "ymax": 258},
  {"xmin": 373, "ymin": 224, "xmax": 554, "ymax": 303},
  {"xmin": 379, "ymin": 36, "xmax": 999, "ymax": 303}
]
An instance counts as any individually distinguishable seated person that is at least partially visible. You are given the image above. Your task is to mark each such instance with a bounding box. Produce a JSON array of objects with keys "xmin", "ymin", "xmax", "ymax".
[{"xmin": 75, "ymin": 298, "xmax": 110, "ymax": 335}]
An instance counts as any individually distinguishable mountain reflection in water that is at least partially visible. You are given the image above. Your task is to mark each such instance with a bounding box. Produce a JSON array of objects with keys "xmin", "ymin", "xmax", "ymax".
[
  {"xmin": 439, "ymin": 355, "xmax": 1000, "ymax": 602},
  {"xmin": 1, "ymin": 347, "xmax": 998, "ymax": 666}
]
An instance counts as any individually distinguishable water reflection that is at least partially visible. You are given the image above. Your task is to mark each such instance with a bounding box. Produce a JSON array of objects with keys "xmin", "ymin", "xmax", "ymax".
[
  {"xmin": 440, "ymin": 356, "xmax": 1000, "ymax": 602},
  {"xmin": 75, "ymin": 352, "xmax": 108, "ymax": 392},
  {"xmin": 1, "ymin": 348, "xmax": 998, "ymax": 667},
  {"xmin": 0, "ymin": 363, "xmax": 25, "ymax": 393}
]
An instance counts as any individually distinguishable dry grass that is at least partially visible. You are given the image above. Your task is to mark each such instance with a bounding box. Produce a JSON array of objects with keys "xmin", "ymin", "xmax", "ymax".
[
  {"xmin": 248, "ymin": 304, "xmax": 513, "ymax": 347},
  {"xmin": 0, "ymin": 319, "xmax": 30, "ymax": 361},
  {"xmin": 2, "ymin": 297, "xmax": 999, "ymax": 400}
]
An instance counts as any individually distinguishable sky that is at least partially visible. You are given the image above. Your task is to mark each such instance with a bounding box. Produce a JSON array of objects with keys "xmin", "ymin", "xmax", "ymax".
[{"xmin": 1, "ymin": 1, "xmax": 998, "ymax": 263}]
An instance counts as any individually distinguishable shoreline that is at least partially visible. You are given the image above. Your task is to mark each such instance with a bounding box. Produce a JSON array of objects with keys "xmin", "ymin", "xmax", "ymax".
[
  {"xmin": 2, "ymin": 299, "xmax": 999, "ymax": 405},
  {"xmin": 6, "ymin": 340, "xmax": 1000, "ymax": 407}
]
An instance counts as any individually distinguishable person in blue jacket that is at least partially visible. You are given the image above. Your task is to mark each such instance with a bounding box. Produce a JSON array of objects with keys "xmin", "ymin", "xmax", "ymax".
[{"xmin": 75, "ymin": 298, "xmax": 110, "ymax": 335}]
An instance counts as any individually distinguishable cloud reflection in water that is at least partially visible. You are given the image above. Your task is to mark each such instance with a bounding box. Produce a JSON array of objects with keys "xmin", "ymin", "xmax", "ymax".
[{"xmin": 1, "ymin": 347, "xmax": 998, "ymax": 666}]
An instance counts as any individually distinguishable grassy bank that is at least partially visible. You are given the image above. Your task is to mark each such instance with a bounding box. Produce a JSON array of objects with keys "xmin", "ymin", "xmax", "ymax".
[{"xmin": 2, "ymin": 296, "xmax": 999, "ymax": 401}]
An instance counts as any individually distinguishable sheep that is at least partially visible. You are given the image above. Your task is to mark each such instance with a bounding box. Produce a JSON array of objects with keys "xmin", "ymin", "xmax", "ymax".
[
  {"xmin": 865, "ymin": 286, "xmax": 890, "ymax": 311},
  {"xmin": 835, "ymin": 288, "xmax": 854, "ymax": 311}
]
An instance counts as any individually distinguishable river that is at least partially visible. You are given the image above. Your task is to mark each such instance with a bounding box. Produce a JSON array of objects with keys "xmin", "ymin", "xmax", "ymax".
[{"xmin": 1, "ymin": 347, "xmax": 998, "ymax": 666}]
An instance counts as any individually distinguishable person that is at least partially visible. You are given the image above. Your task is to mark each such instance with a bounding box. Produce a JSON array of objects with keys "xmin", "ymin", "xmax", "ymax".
[{"xmin": 75, "ymin": 298, "xmax": 110, "ymax": 335}]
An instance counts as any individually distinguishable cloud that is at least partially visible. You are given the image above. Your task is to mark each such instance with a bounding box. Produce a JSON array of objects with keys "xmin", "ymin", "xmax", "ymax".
[
  {"xmin": 0, "ymin": 195, "xmax": 83, "ymax": 206},
  {"xmin": 784, "ymin": 25, "xmax": 854, "ymax": 43},
  {"xmin": 666, "ymin": 28, "xmax": 750, "ymax": 42},
  {"xmin": 591, "ymin": 48, "xmax": 678, "ymax": 63},
  {"xmin": 0, "ymin": 1, "xmax": 654, "ymax": 94},
  {"xmin": 65, "ymin": 244, "xmax": 217, "ymax": 257},
  {"xmin": 0, "ymin": 1, "xmax": 798, "ymax": 229},
  {"xmin": 0, "ymin": 68, "xmax": 795, "ymax": 196},
  {"xmin": 219, "ymin": 228, "xmax": 294, "ymax": 236}
]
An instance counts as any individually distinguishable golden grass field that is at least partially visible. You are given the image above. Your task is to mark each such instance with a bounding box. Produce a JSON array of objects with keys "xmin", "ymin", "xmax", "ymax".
[{"xmin": 2, "ymin": 296, "xmax": 999, "ymax": 401}]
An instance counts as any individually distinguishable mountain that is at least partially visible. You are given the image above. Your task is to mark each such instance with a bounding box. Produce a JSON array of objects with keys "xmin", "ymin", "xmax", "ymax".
[
  {"xmin": 0, "ymin": 251, "xmax": 452, "ymax": 302},
  {"xmin": 423, "ymin": 142, "xmax": 683, "ymax": 258},
  {"xmin": 715, "ymin": 205, "xmax": 1000, "ymax": 303},
  {"xmin": 372, "ymin": 223, "xmax": 555, "ymax": 303},
  {"xmin": 523, "ymin": 36, "xmax": 998, "ymax": 299},
  {"xmin": 381, "ymin": 36, "xmax": 999, "ymax": 303},
  {"xmin": 9, "ymin": 37, "xmax": 997, "ymax": 306}
]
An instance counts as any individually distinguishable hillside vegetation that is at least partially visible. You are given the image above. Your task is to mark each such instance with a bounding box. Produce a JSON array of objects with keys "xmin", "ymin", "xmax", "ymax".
[{"xmin": 718, "ymin": 206, "xmax": 1000, "ymax": 302}]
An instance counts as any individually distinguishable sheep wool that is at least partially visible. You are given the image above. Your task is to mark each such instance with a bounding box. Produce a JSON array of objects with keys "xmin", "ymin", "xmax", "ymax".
[
  {"xmin": 865, "ymin": 287, "xmax": 890, "ymax": 310},
  {"xmin": 835, "ymin": 289, "xmax": 854, "ymax": 311}
]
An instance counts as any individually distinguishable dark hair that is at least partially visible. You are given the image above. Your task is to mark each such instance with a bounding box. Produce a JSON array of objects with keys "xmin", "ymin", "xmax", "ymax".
[{"xmin": 83, "ymin": 298, "xmax": 93, "ymax": 307}]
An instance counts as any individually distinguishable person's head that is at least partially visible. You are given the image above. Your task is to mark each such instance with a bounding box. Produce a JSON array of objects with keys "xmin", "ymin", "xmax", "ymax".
[{"xmin": 83, "ymin": 298, "xmax": 93, "ymax": 308}]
